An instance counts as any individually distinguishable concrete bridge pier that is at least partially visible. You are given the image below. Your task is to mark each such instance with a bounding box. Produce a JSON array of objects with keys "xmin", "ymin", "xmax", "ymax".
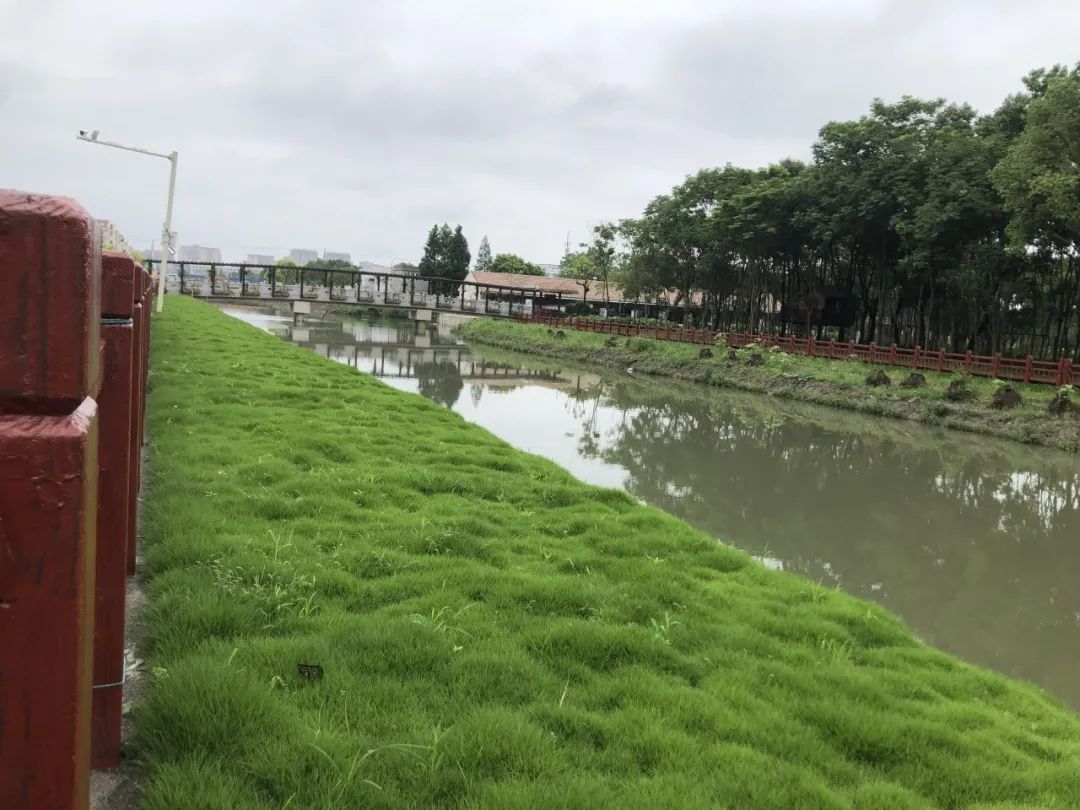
[
  {"xmin": 292, "ymin": 300, "xmax": 311, "ymax": 324},
  {"xmin": 437, "ymin": 312, "xmax": 478, "ymax": 330}
]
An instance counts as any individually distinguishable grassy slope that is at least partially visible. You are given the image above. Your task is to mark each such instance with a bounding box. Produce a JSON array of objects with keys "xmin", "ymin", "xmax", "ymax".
[
  {"xmin": 139, "ymin": 298, "xmax": 1080, "ymax": 809},
  {"xmin": 460, "ymin": 320, "xmax": 1080, "ymax": 452}
]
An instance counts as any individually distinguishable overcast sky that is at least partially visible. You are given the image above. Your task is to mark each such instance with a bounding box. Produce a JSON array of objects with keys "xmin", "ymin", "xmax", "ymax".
[{"xmin": 2, "ymin": 1, "xmax": 1078, "ymax": 265}]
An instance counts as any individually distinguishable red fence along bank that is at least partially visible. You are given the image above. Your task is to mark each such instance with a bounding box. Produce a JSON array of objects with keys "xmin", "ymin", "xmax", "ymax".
[
  {"xmin": 0, "ymin": 190, "xmax": 152, "ymax": 808},
  {"xmin": 517, "ymin": 313, "xmax": 1079, "ymax": 388}
]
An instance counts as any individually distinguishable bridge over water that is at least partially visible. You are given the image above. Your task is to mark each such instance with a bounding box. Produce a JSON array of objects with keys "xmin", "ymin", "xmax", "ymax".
[
  {"xmin": 148, "ymin": 259, "xmax": 554, "ymax": 319},
  {"xmin": 221, "ymin": 304, "xmax": 571, "ymax": 395}
]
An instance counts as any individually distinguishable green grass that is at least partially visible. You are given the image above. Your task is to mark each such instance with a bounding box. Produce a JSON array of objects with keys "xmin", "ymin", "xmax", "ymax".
[
  {"xmin": 461, "ymin": 319, "xmax": 1080, "ymax": 451},
  {"xmin": 138, "ymin": 297, "xmax": 1080, "ymax": 809}
]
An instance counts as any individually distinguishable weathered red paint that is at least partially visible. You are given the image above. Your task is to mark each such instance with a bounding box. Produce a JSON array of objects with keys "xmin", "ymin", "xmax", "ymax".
[
  {"xmin": 0, "ymin": 190, "xmax": 101, "ymax": 409},
  {"xmin": 91, "ymin": 255, "xmax": 135, "ymax": 769},
  {"xmin": 0, "ymin": 399, "xmax": 99, "ymax": 809},
  {"xmin": 101, "ymin": 251, "xmax": 136, "ymax": 318},
  {"xmin": 126, "ymin": 298, "xmax": 144, "ymax": 577},
  {"xmin": 123, "ymin": 264, "xmax": 152, "ymax": 575},
  {"xmin": 139, "ymin": 266, "xmax": 151, "ymax": 446}
]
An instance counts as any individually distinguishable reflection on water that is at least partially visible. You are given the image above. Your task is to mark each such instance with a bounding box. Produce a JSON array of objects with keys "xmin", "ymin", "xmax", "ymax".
[{"xmin": 223, "ymin": 305, "xmax": 1080, "ymax": 710}]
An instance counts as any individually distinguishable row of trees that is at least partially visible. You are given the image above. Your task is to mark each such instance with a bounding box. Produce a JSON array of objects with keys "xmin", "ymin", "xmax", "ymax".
[
  {"xmin": 420, "ymin": 228, "xmax": 546, "ymax": 279},
  {"xmin": 580, "ymin": 65, "xmax": 1080, "ymax": 358}
]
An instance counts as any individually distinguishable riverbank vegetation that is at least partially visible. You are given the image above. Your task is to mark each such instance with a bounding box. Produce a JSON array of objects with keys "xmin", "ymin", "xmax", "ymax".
[
  {"xmin": 461, "ymin": 319, "xmax": 1080, "ymax": 451},
  {"xmin": 564, "ymin": 65, "xmax": 1080, "ymax": 360},
  {"xmin": 138, "ymin": 298, "xmax": 1080, "ymax": 808}
]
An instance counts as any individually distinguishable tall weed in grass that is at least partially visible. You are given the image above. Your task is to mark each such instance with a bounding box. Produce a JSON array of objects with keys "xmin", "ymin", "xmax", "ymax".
[{"xmin": 137, "ymin": 298, "xmax": 1080, "ymax": 808}]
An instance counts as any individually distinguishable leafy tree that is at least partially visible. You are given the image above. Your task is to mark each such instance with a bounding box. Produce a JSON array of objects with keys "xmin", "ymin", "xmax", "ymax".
[
  {"xmin": 488, "ymin": 253, "xmax": 545, "ymax": 276},
  {"xmin": 992, "ymin": 67, "xmax": 1080, "ymax": 357},
  {"xmin": 448, "ymin": 226, "xmax": 471, "ymax": 280},
  {"xmin": 299, "ymin": 257, "xmax": 355, "ymax": 288},
  {"xmin": 304, "ymin": 258, "xmax": 355, "ymax": 270},
  {"xmin": 419, "ymin": 223, "xmax": 470, "ymax": 293},
  {"xmin": 993, "ymin": 70, "xmax": 1080, "ymax": 254},
  {"xmin": 273, "ymin": 257, "xmax": 299, "ymax": 284},
  {"xmin": 476, "ymin": 235, "xmax": 493, "ymax": 271},
  {"xmin": 586, "ymin": 223, "xmax": 618, "ymax": 303},
  {"xmin": 559, "ymin": 251, "xmax": 596, "ymax": 299},
  {"xmin": 419, "ymin": 225, "xmax": 445, "ymax": 277}
]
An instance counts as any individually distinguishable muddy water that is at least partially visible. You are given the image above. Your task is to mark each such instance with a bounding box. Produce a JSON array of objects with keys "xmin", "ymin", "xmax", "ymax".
[{"xmin": 223, "ymin": 306, "xmax": 1080, "ymax": 710}]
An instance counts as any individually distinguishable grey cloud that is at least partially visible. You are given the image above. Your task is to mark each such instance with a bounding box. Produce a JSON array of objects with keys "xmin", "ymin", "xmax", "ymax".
[{"xmin": 2, "ymin": 0, "xmax": 1078, "ymax": 263}]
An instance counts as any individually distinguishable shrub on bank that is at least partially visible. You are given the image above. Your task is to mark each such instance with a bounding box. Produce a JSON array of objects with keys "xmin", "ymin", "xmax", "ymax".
[{"xmin": 460, "ymin": 318, "xmax": 1078, "ymax": 451}]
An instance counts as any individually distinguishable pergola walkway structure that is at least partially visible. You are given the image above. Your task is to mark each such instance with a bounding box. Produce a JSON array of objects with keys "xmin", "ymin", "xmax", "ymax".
[{"xmin": 146, "ymin": 260, "xmax": 675, "ymax": 319}]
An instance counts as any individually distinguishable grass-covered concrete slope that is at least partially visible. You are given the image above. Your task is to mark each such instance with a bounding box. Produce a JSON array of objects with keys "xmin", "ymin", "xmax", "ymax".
[
  {"xmin": 139, "ymin": 297, "xmax": 1079, "ymax": 809},
  {"xmin": 461, "ymin": 319, "xmax": 1080, "ymax": 452}
]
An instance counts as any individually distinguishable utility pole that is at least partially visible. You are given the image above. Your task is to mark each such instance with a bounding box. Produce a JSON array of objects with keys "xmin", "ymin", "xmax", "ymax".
[{"xmin": 77, "ymin": 130, "xmax": 178, "ymax": 312}]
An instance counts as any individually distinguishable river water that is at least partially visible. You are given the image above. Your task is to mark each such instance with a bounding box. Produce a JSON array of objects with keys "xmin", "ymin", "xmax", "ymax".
[{"xmin": 222, "ymin": 306, "xmax": 1080, "ymax": 710}]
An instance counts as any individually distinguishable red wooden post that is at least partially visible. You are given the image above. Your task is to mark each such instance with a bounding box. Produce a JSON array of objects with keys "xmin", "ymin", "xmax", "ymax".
[
  {"xmin": 127, "ymin": 280, "xmax": 145, "ymax": 576},
  {"xmin": 91, "ymin": 252, "xmax": 136, "ymax": 769},
  {"xmin": 0, "ymin": 190, "xmax": 101, "ymax": 810},
  {"xmin": 138, "ymin": 266, "xmax": 151, "ymax": 444},
  {"xmin": 937, "ymin": 350, "xmax": 945, "ymax": 372},
  {"xmin": 913, "ymin": 345, "xmax": 921, "ymax": 369},
  {"xmin": 1058, "ymin": 359, "xmax": 1069, "ymax": 388},
  {"xmin": 890, "ymin": 344, "xmax": 898, "ymax": 365},
  {"xmin": 807, "ymin": 337, "xmax": 814, "ymax": 357},
  {"xmin": 992, "ymin": 352, "xmax": 1001, "ymax": 379},
  {"xmin": 963, "ymin": 351, "xmax": 972, "ymax": 374},
  {"xmin": 1024, "ymin": 356, "xmax": 1032, "ymax": 384},
  {"xmin": 868, "ymin": 342, "xmax": 876, "ymax": 364}
]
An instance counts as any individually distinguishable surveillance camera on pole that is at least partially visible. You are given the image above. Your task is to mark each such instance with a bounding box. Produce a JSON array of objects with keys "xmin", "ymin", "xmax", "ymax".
[{"xmin": 76, "ymin": 129, "xmax": 178, "ymax": 313}]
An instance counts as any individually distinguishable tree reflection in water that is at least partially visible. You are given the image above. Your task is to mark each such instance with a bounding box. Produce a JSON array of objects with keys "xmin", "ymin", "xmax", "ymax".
[
  {"xmin": 564, "ymin": 379, "xmax": 1080, "ymax": 708},
  {"xmin": 414, "ymin": 360, "xmax": 465, "ymax": 407}
]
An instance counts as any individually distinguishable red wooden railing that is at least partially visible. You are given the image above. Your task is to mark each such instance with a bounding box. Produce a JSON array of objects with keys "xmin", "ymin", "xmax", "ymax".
[
  {"xmin": 1, "ymin": 190, "xmax": 153, "ymax": 808},
  {"xmin": 516, "ymin": 313, "xmax": 1079, "ymax": 387}
]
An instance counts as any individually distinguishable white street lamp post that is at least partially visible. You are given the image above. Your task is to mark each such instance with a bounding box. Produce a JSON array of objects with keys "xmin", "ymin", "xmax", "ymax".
[{"xmin": 76, "ymin": 130, "xmax": 178, "ymax": 313}]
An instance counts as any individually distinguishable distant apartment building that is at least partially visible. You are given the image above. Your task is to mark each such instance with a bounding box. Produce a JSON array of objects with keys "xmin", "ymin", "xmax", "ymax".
[
  {"xmin": 289, "ymin": 248, "xmax": 319, "ymax": 264},
  {"xmin": 323, "ymin": 250, "xmax": 352, "ymax": 263},
  {"xmin": 179, "ymin": 244, "xmax": 222, "ymax": 263},
  {"xmin": 246, "ymin": 253, "xmax": 275, "ymax": 265}
]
